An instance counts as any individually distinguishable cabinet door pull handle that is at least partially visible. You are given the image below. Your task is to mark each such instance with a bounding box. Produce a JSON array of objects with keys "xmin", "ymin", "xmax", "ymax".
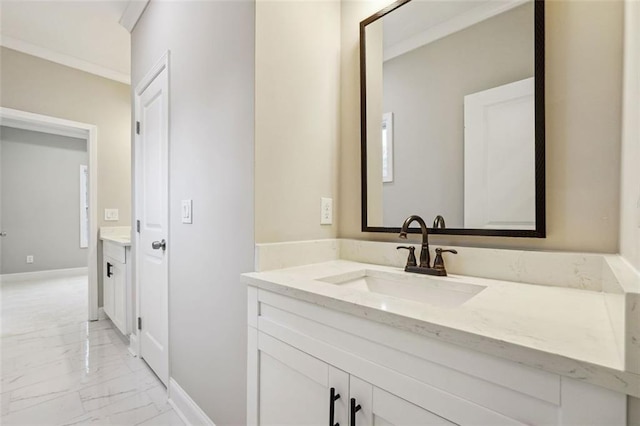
[
  {"xmin": 329, "ymin": 387, "xmax": 340, "ymax": 426},
  {"xmin": 107, "ymin": 262, "xmax": 113, "ymax": 278},
  {"xmin": 350, "ymin": 398, "xmax": 361, "ymax": 426}
]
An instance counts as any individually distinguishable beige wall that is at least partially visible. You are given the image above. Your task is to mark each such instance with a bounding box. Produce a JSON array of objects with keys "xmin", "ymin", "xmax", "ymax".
[
  {"xmin": 340, "ymin": 0, "xmax": 389, "ymax": 237},
  {"xmin": 340, "ymin": 0, "xmax": 624, "ymax": 253},
  {"xmin": 255, "ymin": 0, "xmax": 341, "ymax": 243},
  {"xmin": 0, "ymin": 47, "xmax": 131, "ymax": 229}
]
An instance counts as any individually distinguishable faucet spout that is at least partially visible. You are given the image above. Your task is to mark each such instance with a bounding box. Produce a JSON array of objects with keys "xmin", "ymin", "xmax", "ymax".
[{"xmin": 399, "ymin": 215, "xmax": 430, "ymax": 268}]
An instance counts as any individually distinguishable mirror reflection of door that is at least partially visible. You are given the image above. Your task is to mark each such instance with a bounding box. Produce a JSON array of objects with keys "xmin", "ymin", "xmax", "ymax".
[{"xmin": 463, "ymin": 78, "xmax": 535, "ymax": 230}]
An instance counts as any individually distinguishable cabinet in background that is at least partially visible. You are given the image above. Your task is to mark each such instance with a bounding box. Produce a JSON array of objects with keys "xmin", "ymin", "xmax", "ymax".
[{"xmin": 102, "ymin": 240, "xmax": 132, "ymax": 336}]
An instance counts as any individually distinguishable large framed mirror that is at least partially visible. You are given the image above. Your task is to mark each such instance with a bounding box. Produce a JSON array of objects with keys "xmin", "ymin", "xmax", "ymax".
[{"xmin": 360, "ymin": 0, "xmax": 545, "ymax": 237}]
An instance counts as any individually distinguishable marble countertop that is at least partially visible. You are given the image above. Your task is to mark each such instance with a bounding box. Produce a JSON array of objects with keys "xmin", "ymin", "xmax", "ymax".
[
  {"xmin": 242, "ymin": 260, "xmax": 640, "ymax": 397},
  {"xmin": 100, "ymin": 235, "xmax": 131, "ymax": 247},
  {"xmin": 100, "ymin": 226, "xmax": 131, "ymax": 247}
]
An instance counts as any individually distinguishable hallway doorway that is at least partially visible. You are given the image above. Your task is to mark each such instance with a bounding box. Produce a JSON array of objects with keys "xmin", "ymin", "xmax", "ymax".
[{"xmin": 0, "ymin": 107, "xmax": 99, "ymax": 320}]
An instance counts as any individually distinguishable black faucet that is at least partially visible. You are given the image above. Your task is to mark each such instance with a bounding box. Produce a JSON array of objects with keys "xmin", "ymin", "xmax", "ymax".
[
  {"xmin": 433, "ymin": 215, "xmax": 446, "ymax": 229},
  {"xmin": 398, "ymin": 215, "xmax": 431, "ymax": 268},
  {"xmin": 397, "ymin": 214, "xmax": 457, "ymax": 277}
]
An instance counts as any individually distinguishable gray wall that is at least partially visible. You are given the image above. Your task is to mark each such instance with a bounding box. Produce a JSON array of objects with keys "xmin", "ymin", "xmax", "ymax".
[
  {"xmin": 381, "ymin": 3, "xmax": 533, "ymax": 227},
  {"xmin": 131, "ymin": 2, "xmax": 255, "ymax": 424},
  {"xmin": 0, "ymin": 126, "xmax": 88, "ymax": 274}
]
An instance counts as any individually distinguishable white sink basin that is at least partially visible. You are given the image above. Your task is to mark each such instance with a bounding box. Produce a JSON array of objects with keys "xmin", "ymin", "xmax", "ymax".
[{"xmin": 318, "ymin": 270, "xmax": 486, "ymax": 308}]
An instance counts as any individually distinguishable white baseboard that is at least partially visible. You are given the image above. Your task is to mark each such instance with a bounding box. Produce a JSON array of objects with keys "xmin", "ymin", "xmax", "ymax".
[
  {"xmin": 0, "ymin": 267, "xmax": 88, "ymax": 284},
  {"xmin": 97, "ymin": 307, "xmax": 108, "ymax": 321},
  {"xmin": 168, "ymin": 378, "xmax": 215, "ymax": 426},
  {"xmin": 128, "ymin": 332, "xmax": 139, "ymax": 357}
]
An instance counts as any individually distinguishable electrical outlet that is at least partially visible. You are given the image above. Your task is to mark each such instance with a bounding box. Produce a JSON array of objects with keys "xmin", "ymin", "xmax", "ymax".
[
  {"xmin": 104, "ymin": 209, "xmax": 119, "ymax": 221},
  {"xmin": 321, "ymin": 197, "xmax": 333, "ymax": 225},
  {"xmin": 26, "ymin": 255, "xmax": 34, "ymax": 264}
]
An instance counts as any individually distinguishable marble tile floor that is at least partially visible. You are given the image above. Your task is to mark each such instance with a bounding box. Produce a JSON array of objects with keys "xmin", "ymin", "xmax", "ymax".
[{"xmin": 1, "ymin": 275, "xmax": 184, "ymax": 426}]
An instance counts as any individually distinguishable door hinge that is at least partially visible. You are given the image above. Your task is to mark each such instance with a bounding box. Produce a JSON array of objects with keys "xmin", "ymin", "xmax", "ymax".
[
  {"xmin": 138, "ymin": 317, "xmax": 142, "ymax": 330},
  {"xmin": 136, "ymin": 220, "xmax": 140, "ymax": 233},
  {"xmin": 136, "ymin": 121, "xmax": 141, "ymax": 135}
]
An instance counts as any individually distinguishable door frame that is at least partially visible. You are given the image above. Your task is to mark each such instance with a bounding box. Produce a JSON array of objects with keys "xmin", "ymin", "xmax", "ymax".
[
  {"xmin": 0, "ymin": 107, "xmax": 99, "ymax": 320},
  {"xmin": 132, "ymin": 51, "xmax": 170, "ymax": 378}
]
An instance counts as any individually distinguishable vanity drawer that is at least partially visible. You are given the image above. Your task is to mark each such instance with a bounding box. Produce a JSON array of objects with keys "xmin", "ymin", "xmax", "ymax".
[{"xmin": 103, "ymin": 241, "xmax": 127, "ymax": 264}]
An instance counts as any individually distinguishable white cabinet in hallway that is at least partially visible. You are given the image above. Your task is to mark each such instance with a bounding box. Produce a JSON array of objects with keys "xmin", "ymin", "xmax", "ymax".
[{"xmin": 102, "ymin": 239, "xmax": 132, "ymax": 336}]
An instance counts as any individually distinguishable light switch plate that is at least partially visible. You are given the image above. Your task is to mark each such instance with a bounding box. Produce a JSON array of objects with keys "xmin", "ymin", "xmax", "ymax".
[
  {"xmin": 181, "ymin": 200, "xmax": 193, "ymax": 224},
  {"xmin": 104, "ymin": 209, "xmax": 119, "ymax": 221},
  {"xmin": 26, "ymin": 255, "xmax": 34, "ymax": 264},
  {"xmin": 321, "ymin": 197, "xmax": 333, "ymax": 225}
]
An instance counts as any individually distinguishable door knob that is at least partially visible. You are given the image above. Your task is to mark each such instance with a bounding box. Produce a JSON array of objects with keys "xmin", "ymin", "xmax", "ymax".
[
  {"xmin": 151, "ymin": 239, "xmax": 167, "ymax": 251},
  {"xmin": 0, "ymin": 232, "xmax": 6, "ymax": 237}
]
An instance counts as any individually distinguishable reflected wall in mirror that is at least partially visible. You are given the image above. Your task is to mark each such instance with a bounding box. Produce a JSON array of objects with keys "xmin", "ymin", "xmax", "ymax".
[{"xmin": 361, "ymin": 0, "xmax": 545, "ymax": 237}]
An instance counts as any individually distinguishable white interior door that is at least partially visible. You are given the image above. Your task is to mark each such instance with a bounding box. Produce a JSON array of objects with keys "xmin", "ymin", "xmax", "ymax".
[
  {"xmin": 463, "ymin": 77, "xmax": 535, "ymax": 230},
  {"xmin": 135, "ymin": 59, "xmax": 169, "ymax": 386}
]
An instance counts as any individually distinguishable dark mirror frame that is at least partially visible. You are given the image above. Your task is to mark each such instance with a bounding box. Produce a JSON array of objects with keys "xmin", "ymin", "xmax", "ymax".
[{"xmin": 360, "ymin": 0, "xmax": 546, "ymax": 238}]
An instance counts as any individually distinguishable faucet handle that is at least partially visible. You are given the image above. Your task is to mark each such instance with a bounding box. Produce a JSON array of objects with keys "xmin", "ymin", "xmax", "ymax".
[
  {"xmin": 433, "ymin": 248, "xmax": 457, "ymax": 271},
  {"xmin": 435, "ymin": 248, "xmax": 458, "ymax": 255},
  {"xmin": 396, "ymin": 246, "xmax": 417, "ymax": 268}
]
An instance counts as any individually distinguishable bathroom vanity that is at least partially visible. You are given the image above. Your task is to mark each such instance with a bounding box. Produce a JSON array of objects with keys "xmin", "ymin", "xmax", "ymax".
[
  {"xmin": 100, "ymin": 227, "xmax": 133, "ymax": 336},
  {"xmin": 242, "ymin": 0, "xmax": 639, "ymax": 423},
  {"xmin": 243, "ymin": 241, "xmax": 640, "ymax": 426}
]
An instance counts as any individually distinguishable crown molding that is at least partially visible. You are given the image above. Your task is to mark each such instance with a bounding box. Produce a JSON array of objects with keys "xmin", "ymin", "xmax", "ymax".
[
  {"xmin": 119, "ymin": 0, "xmax": 150, "ymax": 33},
  {"xmin": 0, "ymin": 35, "xmax": 130, "ymax": 84}
]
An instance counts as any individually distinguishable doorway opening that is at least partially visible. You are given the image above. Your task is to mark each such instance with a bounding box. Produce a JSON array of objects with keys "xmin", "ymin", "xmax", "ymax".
[{"xmin": 0, "ymin": 107, "xmax": 99, "ymax": 321}]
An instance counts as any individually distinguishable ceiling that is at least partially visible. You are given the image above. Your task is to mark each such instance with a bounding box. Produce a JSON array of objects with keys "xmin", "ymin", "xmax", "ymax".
[
  {"xmin": 381, "ymin": 0, "xmax": 527, "ymax": 61},
  {"xmin": 0, "ymin": 0, "xmax": 132, "ymax": 84}
]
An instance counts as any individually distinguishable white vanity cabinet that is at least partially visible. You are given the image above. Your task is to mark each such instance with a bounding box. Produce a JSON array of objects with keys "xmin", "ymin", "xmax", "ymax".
[
  {"xmin": 102, "ymin": 240, "xmax": 132, "ymax": 336},
  {"xmin": 247, "ymin": 287, "xmax": 627, "ymax": 426},
  {"xmin": 255, "ymin": 330, "xmax": 449, "ymax": 426},
  {"xmin": 256, "ymin": 331, "xmax": 349, "ymax": 425}
]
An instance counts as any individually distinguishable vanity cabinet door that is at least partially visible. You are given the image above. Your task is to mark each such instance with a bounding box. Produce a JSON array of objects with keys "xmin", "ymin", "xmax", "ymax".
[
  {"xmin": 350, "ymin": 376, "xmax": 456, "ymax": 426},
  {"xmin": 110, "ymin": 260, "xmax": 127, "ymax": 334},
  {"xmin": 103, "ymin": 257, "xmax": 114, "ymax": 319},
  {"xmin": 257, "ymin": 332, "xmax": 348, "ymax": 426},
  {"xmin": 102, "ymin": 253, "xmax": 128, "ymax": 335}
]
